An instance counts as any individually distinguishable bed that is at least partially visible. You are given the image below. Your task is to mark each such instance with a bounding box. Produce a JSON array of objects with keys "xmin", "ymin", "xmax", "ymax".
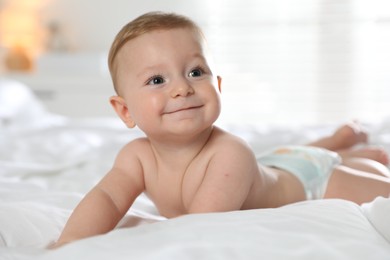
[{"xmin": 1, "ymin": 79, "xmax": 390, "ymax": 260}]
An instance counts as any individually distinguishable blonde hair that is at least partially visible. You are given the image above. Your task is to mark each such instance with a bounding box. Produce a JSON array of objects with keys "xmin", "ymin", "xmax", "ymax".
[{"xmin": 108, "ymin": 11, "xmax": 203, "ymax": 94}]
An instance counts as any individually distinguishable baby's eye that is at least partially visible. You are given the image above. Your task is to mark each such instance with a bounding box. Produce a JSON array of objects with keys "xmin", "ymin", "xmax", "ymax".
[
  {"xmin": 188, "ymin": 68, "xmax": 204, "ymax": 78},
  {"xmin": 147, "ymin": 76, "xmax": 165, "ymax": 85}
]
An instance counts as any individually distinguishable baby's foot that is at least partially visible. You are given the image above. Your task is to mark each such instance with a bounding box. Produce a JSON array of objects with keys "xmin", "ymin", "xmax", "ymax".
[
  {"xmin": 327, "ymin": 122, "xmax": 368, "ymax": 151},
  {"xmin": 337, "ymin": 146, "xmax": 389, "ymax": 165}
]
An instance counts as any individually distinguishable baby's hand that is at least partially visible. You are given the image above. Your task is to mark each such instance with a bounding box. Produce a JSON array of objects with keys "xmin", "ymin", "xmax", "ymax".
[{"xmin": 47, "ymin": 240, "xmax": 69, "ymax": 250}]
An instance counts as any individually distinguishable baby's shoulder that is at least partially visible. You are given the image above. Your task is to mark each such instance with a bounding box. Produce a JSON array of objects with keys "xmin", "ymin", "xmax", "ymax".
[
  {"xmin": 210, "ymin": 127, "xmax": 253, "ymax": 153},
  {"xmin": 117, "ymin": 137, "xmax": 152, "ymax": 157},
  {"xmin": 212, "ymin": 126, "xmax": 249, "ymax": 144}
]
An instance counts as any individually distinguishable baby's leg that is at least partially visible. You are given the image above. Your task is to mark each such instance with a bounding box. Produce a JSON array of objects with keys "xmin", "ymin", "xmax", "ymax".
[
  {"xmin": 308, "ymin": 122, "xmax": 367, "ymax": 151},
  {"xmin": 341, "ymin": 157, "xmax": 390, "ymax": 177},
  {"xmin": 337, "ymin": 147, "xmax": 389, "ymax": 165},
  {"xmin": 308, "ymin": 122, "xmax": 389, "ymax": 165},
  {"xmin": 325, "ymin": 165, "xmax": 390, "ymax": 204}
]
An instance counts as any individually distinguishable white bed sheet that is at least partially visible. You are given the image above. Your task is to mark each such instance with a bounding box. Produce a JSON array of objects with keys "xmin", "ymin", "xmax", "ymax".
[{"xmin": 1, "ymin": 80, "xmax": 390, "ymax": 259}]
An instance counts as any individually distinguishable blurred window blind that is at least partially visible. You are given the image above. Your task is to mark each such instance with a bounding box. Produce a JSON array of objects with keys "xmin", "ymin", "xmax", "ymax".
[{"xmin": 197, "ymin": 0, "xmax": 390, "ymax": 125}]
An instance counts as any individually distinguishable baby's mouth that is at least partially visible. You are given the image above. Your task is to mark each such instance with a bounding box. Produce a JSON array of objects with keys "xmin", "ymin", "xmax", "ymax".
[{"xmin": 165, "ymin": 105, "xmax": 203, "ymax": 114}]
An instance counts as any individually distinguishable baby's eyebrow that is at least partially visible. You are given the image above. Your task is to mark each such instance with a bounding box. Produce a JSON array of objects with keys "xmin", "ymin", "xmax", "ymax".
[
  {"xmin": 188, "ymin": 53, "xmax": 212, "ymax": 70},
  {"xmin": 190, "ymin": 52, "xmax": 207, "ymax": 61},
  {"xmin": 136, "ymin": 64, "xmax": 165, "ymax": 78},
  {"xmin": 136, "ymin": 52, "xmax": 208, "ymax": 78}
]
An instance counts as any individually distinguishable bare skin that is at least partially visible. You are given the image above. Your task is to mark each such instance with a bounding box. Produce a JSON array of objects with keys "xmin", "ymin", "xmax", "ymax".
[
  {"xmin": 309, "ymin": 122, "xmax": 389, "ymax": 166},
  {"xmin": 305, "ymin": 122, "xmax": 390, "ymax": 204},
  {"xmin": 309, "ymin": 122, "xmax": 390, "ymax": 179},
  {"xmin": 54, "ymin": 122, "xmax": 390, "ymax": 248},
  {"xmin": 53, "ymin": 23, "xmax": 390, "ymax": 249},
  {"xmin": 54, "ymin": 126, "xmax": 307, "ymax": 248}
]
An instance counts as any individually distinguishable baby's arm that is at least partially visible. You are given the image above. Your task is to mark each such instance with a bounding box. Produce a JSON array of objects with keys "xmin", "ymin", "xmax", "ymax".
[
  {"xmin": 53, "ymin": 143, "xmax": 145, "ymax": 248},
  {"xmin": 187, "ymin": 136, "xmax": 259, "ymax": 213}
]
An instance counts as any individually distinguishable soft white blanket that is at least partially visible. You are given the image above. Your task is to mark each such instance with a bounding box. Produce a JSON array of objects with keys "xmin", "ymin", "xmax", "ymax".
[{"xmin": 1, "ymin": 80, "xmax": 390, "ymax": 259}]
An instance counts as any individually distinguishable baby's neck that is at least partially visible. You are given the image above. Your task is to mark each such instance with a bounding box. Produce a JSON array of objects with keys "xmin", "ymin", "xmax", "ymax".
[{"xmin": 148, "ymin": 126, "xmax": 215, "ymax": 165}]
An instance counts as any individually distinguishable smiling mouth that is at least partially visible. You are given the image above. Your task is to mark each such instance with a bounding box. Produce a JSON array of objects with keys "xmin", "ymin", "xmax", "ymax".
[{"xmin": 165, "ymin": 105, "xmax": 203, "ymax": 114}]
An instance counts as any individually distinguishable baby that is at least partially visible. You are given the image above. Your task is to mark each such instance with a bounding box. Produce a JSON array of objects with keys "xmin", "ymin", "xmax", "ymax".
[{"xmin": 54, "ymin": 12, "xmax": 390, "ymax": 248}]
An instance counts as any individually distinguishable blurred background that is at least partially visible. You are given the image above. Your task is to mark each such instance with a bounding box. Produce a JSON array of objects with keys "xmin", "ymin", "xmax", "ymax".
[{"xmin": 0, "ymin": 0, "xmax": 389, "ymax": 126}]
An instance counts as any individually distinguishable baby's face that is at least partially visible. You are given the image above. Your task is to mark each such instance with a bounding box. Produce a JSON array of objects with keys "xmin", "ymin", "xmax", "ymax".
[{"xmin": 115, "ymin": 28, "xmax": 221, "ymax": 138}]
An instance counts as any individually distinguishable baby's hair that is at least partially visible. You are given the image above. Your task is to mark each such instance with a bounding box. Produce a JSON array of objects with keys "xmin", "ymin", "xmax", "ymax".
[{"xmin": 108, "ymin": 11, "xmax": 204, "ymax": 94}]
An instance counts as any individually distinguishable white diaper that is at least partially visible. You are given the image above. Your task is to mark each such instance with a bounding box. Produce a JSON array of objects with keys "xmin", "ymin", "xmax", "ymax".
[{"xmin": 257, "ymin": 146, "xmax": 341, "ymax": 200}]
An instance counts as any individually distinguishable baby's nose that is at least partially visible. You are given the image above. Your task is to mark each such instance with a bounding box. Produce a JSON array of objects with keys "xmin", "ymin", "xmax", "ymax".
[{"xmin": 170, "ymin": 79, "xmax": 195, "ymax": 98}]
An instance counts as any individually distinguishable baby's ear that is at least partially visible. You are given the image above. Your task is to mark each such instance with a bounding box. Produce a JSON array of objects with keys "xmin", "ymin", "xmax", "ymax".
[
  {"xmin": 109, "ymin": 96, "xmax": 136, "ymax": 128},
  {"xmin": 217, "ymin": 76, "xmax": 222, "ymax": 93}
]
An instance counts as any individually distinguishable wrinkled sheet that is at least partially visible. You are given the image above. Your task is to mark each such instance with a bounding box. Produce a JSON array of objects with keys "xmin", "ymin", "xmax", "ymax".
[{"xmin": 1, "ymin": 117, "xmax": 389, "ymax": 259}]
